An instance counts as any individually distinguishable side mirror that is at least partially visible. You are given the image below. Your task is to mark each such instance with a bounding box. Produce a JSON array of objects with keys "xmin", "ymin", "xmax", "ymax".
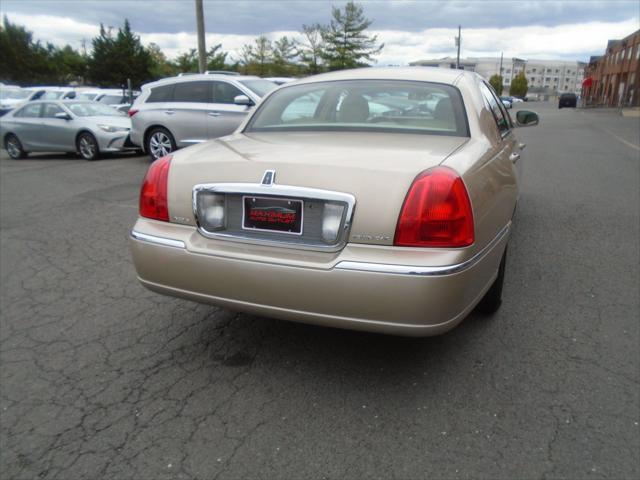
[
  {"xmin": 234, "ymin": 95, "xmax": 254, "ymax": 107},
  {"xmin": 54, "ymin": 112, "xmax": 72, "ymax": 120},
  {"xmin": 515, "ymin": 110, "xmax": 539, "ymax": 127}
]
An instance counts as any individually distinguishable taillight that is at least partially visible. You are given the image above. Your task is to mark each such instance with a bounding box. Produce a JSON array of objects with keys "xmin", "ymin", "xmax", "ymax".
[
  {"xmin": 394, "ymin": 166, "xmax": 474, "ymax": 248},
  {"xmin": 128, "ymin": 108, "xmax": 138, "ymax": 117},
  {"xmin": 139, "ymin": 155, "xmax": 172, "ymax": 221}
]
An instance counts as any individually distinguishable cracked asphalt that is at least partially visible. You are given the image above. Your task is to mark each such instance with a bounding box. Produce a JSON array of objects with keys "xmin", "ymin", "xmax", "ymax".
[{"xmin": 1, "ymin": 103, "xmax": 638, "ymax": 479}]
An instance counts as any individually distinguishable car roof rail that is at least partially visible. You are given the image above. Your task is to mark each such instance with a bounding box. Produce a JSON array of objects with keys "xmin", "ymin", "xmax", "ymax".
[
  {"xmin": 204, "ymin": 71, "xmax": 240, "ymax": 76},
  {"xmin": 177, "ymin": 72, "xmax": 198, "ymax": 77}
]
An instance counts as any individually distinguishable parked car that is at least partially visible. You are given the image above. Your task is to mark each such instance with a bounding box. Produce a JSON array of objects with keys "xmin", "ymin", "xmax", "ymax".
[
  {"xmin": 1, "ymin": 100, "xmax": 136, "ymax": 160},
  {"xmin": 264, "ymin": 77, "xmax": 296, "ymax": 85},
  {"xmin": 75, "ymin": 88, "xmax": 105, "ymax": 101},
  {"xmin": 95, "ymin": 89, "xmax": 140, "ymax": 107},
  {"xmin": 500, "ymin": 96, "xmax": 513, "ymax": 109},
  {"xmin": 0, "ymin": 86, "xmax": 31, "ymax": 116},
  {"xmin": 558, "ymin": 93, "xmax": 577, "ymax": 108},
  {"xmin": 26, "ymin": 87, "xmax": 77, "ymax": 101},
  {"xmin": 129, "ymin": 74, "xmax": 277, "ymax": 160},
  {"xmin": 129, "ymin": 67, "xmax": 539, "ymax": 336}
]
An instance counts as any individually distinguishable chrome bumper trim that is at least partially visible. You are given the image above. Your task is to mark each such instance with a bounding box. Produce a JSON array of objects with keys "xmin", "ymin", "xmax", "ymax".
[
  {"xmin": 130, "ymin": 230, "xmax": 186, "ymax": 249},
  {"xmin": 334, "ymin": 223, "xmax": 511, "ymax": 276},
  {"xmin": 130, "ymin": 222, "xmax": 510, "ymax": 276}
]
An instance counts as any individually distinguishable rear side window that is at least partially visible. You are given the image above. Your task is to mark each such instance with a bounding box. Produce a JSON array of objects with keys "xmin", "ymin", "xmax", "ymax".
[
  {"xmin": 212, "ymin": 82, "xmax": 243, "ymax": 104},
  {"xmin": 147, "ymin": 85, "xmax": 173, "ymax": 103},
  {"xmin": 172, "ymin": 81, "xmax": 211, "ymax": 103},
  {"xmin": 15, "ymin": 104, "xmax": 41, "ymax": 118},
  {"xmin": 479, "ymin": 82, "xmax": 510, "ymax": 135}
]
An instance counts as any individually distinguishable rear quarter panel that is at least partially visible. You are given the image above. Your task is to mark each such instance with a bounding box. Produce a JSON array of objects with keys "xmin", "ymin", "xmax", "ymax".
[{"xmin": 443, "ymin": 76, "xmax": 518, "ymax": 255}]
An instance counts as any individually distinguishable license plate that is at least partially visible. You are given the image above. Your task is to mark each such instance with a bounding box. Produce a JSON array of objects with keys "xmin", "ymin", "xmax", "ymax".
[{"xmin": 242, "ymin": 196, "xmax": 303, "ymax": 235}]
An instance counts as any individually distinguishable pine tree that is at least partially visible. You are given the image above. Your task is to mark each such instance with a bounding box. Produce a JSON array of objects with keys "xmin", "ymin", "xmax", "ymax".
[
  {"xmin": 321, "ymin": 1, "xmax": 383, "ymax": 70},
  {"xmin": 87, "ymin": 19, "xmax": 153, "ymax": 88},
  {"xmin": 299, "ymin": 23, "xmax": 326, "ymax": 74}
]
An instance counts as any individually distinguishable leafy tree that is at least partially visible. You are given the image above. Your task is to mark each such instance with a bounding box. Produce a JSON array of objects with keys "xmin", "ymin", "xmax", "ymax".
[
  {"xmin": 240, "ymin": 36, "xmax": 273, "ymax": 76},
  {"xmin": 87, "ymin": 19, "xmax": 153, "ymax": 88},
  {"xmin": 321, "ymin": 1, "xmax": 383, "ymax": 70},
  {"xmin": 299, "ymin": 23, "xmax": 326, "ymax": 74},
  {"xmin": 206, "ymin": 43, "xmax": 228, "ymax": 71},
  {"xmin": 148, "ymin": 42, "xmax": 175, "ymax": 79},
  {"xmin": 173, "ymin": 49, "xmax": 198, "ymax": 73},
  {"xmin": 489, "ymin": 74, "xmax": 503, "ymax": 96},
  {"xmin": 509, "ymin": 71, "xmax": 528, "ymax": 98}
]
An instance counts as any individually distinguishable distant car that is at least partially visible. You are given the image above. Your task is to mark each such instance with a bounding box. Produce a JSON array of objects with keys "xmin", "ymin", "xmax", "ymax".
[
  {"xmin": 1, "ymin": 100, "xmax": 135, "ymax": 160},
  {"xmin": 129, "ymin": 67, "xmax": 541, "ymax": 336},
  {"xmin": 26, "ymin": 87, "xmax": 77, "ymax": 101},
  {"xmin": 129, "ymin": 74, "xmax": 277, "ymax": 160},
  {"xmin": 0, "ymin": 86, "xmax": 30, "ymax": 116},
  {"xmin": 95, "ymin": 89, "xmax": 140, "ymax": 108},
  {"xmin": 500, "ymin": 97, "xmax": 512, "ymax": 109},
  {"xmin": 264, "ymin": 77, "xmax": 296, "ymax": 85},
  {"xmin": 75, "ymin": 88, "xmax": 105, "ymax": 101},
  {"xmin": 558, "ymin": 93, "xmax": 577, "ymax": 109}
]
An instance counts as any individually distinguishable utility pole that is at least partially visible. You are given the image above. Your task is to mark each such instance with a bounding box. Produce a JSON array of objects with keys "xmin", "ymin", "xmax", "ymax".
[
  {"xmin": 456, "ymin": 25, "xmax": 461, "ymax": 69},
  {"xmin": 499, "ymin": 51, "xmax": 504, "ymax": 79},
  {"xmin": 195, "ymin": 0, "xmax": 207, "ymax": 73}
]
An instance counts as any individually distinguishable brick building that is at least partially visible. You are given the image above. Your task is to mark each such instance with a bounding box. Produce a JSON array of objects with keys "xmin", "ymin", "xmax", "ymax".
[{"xmin": 583, "ymin": 29, "xmax": 640, "ymax": 107}]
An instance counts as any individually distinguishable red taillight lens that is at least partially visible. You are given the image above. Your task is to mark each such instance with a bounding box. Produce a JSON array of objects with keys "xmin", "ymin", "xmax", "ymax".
[
  {"xmin": 128, "ymin": 108, "xmax": 138, "ymax": 117},
  {"xmin": 139, "ymin": 155, "xmax": 172, "ymax": 221},
  {"xmin": 394, "ymin": 166, "xmax": 474, "ymax": 248}
]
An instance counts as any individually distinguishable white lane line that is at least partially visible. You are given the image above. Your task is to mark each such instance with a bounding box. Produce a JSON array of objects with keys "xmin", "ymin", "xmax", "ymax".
[{"xmin": 601, "ymin": 128, "xmax": 640, "ymax": 152}]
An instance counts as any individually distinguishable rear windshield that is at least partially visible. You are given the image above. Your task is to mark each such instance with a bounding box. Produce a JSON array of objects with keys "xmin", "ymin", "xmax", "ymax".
[
  {"xmin": 98, "ymin": 94, "xmax": 126, "ymax": 104},
  {"xmin": 66, "ymin": 102, "xmax": 124, "ymax": 117},
  {"xmin": 239, "ymin": 79, "xmax": 277, "ymax": 98},
  {"xmin": 245, "ymin": 80, "xmax": 468, "ymax": 137},
  {"xmin": 78, "ymin": 93, "xmax": 98, "ymax": 100}
]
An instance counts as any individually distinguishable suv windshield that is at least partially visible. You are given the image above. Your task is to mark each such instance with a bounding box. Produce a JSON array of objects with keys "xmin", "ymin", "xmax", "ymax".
[
  {"xmin": 246, "ymin": 80, "xmax": 468, "ymax": 136},
  {"xmin": 239, "ymin": 79, "xmax": 277, "ymax": 98},
  {"xmin": 66, "ymin": 102, "xmax": 124, "ymax": 117}
]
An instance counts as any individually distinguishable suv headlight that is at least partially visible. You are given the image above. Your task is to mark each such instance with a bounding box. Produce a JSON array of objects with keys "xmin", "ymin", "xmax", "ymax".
[{"xmin": 98, "ymin": 124, "xmax": 130, "ymax": 133}]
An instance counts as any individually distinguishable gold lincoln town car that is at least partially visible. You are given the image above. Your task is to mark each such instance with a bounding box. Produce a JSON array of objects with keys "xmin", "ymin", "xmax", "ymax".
[{"xmin": 129, "ymin": 67, "xmax": 539, "ymax": 336}]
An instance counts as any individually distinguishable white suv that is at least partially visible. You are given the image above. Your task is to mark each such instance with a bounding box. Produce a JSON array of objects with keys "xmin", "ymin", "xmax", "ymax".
[{"xmin": 129, "ymin": 74, "xmax": 277, "ymax": 160}]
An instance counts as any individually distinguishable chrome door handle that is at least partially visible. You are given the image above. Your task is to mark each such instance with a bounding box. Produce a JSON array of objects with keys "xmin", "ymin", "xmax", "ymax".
[
  {"xmin": 509, "ymin": 152, "xmax": 521, "ymax": 163},
  {"xmin": 163, "ymin": 110, "xmax": 175, "ymax": 115},
  {"xmin": 207, "ymin": 112, "xmax": 221, "ymax": 117}
]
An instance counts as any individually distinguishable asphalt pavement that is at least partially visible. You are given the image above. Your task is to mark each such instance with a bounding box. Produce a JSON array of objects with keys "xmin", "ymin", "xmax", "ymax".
[{"xmin": 1, "ymin": 102, "xmax": 639, "ymax": 479}]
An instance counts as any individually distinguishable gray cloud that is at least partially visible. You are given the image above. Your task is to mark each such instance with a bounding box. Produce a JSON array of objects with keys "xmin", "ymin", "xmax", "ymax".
[{"xmin": 2, "ymin": 0, "xmax": 639, "ymax": 35}]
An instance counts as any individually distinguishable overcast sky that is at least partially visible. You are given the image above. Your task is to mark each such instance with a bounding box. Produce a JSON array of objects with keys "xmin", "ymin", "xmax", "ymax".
[{"xmin": 2, "ymin": 0, "xmax": 639, "ymax": 64}]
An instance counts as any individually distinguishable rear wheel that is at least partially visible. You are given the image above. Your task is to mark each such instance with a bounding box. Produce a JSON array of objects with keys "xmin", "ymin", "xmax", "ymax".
[
  {"xmin": 146, "ymin": 128, "xmax": 175, "ymax": 161},
  {"xmin": 5, "ymin": 134, "xmax": 27, "ymax": 159},
  {"xmin": 77, "ymin": 132, "xmax": 100, "ymax": 161},
  {"xmin": 477, "ymin": 246, "xmax": 507, "ymax": 314}
]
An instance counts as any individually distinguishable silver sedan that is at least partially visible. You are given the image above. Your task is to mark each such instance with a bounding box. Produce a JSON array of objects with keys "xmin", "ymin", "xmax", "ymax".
[{"xmin": 1, "ymin": 101, "xmax": 136, "ymax": 160}]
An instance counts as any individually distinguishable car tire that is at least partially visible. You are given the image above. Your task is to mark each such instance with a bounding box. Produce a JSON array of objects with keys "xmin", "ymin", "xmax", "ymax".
[
  {"xmin": 77, "ymin": 132, "xmax": 100, "ymax": 161},
  {"xmin": 146, "ymin": 127, "xmax": 176, "ymax": 161},
  {"xmin": 5, "ymin": 134, "xmax": 27, "ymax": 159},
  {"xmin": 477, "ymin": 246, "xmax": 507, "ymax": 314}
]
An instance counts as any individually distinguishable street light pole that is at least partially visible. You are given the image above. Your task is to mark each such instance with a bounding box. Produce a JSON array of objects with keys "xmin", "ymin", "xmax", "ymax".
[
  {"xmin": 456, "ymin": 25, "xmax": 461, "ymax": 69},
  {"xmin": 195, "ymin": 0, "xmax": 207, "ymax": 73}
]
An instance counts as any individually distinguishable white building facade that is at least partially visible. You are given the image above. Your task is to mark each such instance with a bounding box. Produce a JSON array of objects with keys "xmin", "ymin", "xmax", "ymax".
[{"xmin": 409, "ymin": 57, "xmax": 586, "ymax": 95}]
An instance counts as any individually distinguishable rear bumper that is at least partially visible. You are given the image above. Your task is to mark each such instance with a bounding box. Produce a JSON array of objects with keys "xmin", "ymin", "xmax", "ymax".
[{"xmin": 129, "ymin": 221, "xmax": 510, "ymax": 336}]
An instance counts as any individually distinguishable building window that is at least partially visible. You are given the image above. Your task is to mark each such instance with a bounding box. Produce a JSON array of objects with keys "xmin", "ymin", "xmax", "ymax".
[
  {"xmin": 532, "ymin": 68, "xmax": 537, "ymax": 73},
  {"xmin": 545, "ymin": 77, "xmax": 550, "ymax": 82},
  {"xmin": 636, "ymin": 47, "xmax": 640, "ymax": 59},
  {"xmin": 505, "ymin": 78, "xmax": 510, "ymax": 84}
]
